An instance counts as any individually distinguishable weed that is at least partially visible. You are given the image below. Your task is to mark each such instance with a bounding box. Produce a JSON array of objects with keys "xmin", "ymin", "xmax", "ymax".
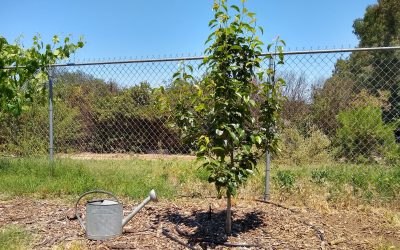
[
  {"xmin": 311, "ymin": 169, "xmax": 329, "ymax": 184},
  {"xmin": 273, "ymin": 170, "xmax": 296, "ymax": 190}
]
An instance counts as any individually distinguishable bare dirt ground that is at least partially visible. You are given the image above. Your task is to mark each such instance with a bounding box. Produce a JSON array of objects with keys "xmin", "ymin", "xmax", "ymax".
[{"xmin": 1, "ymin": 196, "xmax": 399, "ymax": 249}]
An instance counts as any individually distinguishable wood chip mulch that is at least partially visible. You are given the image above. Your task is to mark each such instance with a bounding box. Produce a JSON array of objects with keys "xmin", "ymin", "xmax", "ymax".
[{"xmin": 0, "ymin": 196, "xmax": 399, "ymax": 249}]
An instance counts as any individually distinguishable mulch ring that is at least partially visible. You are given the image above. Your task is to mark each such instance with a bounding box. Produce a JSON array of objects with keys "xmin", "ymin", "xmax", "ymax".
[{"xmin": 0, "ymin": 196, "xmax": 399, "ymax": 249}]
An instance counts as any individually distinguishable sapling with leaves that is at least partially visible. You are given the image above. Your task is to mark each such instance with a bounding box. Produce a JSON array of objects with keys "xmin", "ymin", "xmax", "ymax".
[
  {"xmin": 169, "ymin": 0, "xmax": 285, "ymax": 234},
  {"xmin": 0, "ymin": 35, "xmax": 84, "ymax": 118}
]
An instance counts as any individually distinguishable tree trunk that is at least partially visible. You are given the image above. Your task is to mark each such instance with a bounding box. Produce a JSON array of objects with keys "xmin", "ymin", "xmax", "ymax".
[
  {"xmin": 226, "ymin": 192, "xmax": 232, "ymax": 234},
  {"xmin": 225, "ymin": 146, "xmax": 234, "ymax": 234}
]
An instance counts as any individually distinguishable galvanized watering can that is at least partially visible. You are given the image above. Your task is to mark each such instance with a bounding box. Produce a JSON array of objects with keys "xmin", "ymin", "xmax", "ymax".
[{"xmin": 75, "ymin": 189, "xmax": 157, "ymax": 240}]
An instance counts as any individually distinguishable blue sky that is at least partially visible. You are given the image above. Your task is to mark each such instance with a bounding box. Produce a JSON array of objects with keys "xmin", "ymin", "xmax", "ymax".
[{"xmin": 0, "ymin": 0, "xmax": 377, "ymax": 60}]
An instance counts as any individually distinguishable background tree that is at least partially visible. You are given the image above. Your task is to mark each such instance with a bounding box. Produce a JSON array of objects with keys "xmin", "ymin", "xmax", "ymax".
[
  {"xmin": 311, "ymin": 60, "xmax": 356, "ymax": 137},
  {"xmin": 353, "ymin": 0, "xmax": 400, "ymax": 47},
  {"xmin": 351, "ymin": 0, "xmax": 400, "ymax": 122},
  {"xmin": 312, "ymin": 0, "xmax": 400, "ymax": 138},
  {"xmin": 280, "ymin": 71, "xmax": 311, "ymax": 133},
  {"xmin": 170, "ymin": 0, "xmax": 285, "ymax": 234}
]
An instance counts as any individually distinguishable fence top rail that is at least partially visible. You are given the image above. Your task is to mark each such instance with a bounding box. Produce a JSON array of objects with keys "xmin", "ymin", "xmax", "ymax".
[{"xmin": 2, "ymin": 46, "xmax": 400, "ymax": 69}]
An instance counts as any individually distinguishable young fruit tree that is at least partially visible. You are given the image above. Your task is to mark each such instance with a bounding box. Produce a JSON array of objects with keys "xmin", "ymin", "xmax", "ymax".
[
  {"xmin": 0, "ymin": 35, "xmax": 84, "ymax": 118},
  {"xmin": 170, "ymin": 0, "xmax": 285, "ymax": 233}
]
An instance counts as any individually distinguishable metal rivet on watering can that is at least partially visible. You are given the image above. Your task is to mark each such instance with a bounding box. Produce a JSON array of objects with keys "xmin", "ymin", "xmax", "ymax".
[{"xmin": 75, "ymin": 189, "xmax": 157, "ymax": 240}]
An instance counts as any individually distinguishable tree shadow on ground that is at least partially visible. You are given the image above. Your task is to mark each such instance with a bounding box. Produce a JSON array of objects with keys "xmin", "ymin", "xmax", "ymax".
[{"xmin": 163, "ymin": 208, "xmax": 264, "ymax": 247}]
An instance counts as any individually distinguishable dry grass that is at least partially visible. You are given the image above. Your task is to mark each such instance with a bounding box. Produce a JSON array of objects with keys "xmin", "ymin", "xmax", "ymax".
[
  {"xmin": 58, "ymin": 152, "xmax": 195, "ymax": 161},
  {"xmin": 55, "ymin": 240, "xmax": 86, "ymax": 250}
]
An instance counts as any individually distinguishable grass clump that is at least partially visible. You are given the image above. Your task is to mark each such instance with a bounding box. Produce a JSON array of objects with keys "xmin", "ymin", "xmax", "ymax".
[
  {"xmin": 0, "ymin": 158, "xmax": 96, "ymax": 197},
  {"xmin": 0, "ymin": 225, "xmax": 32, "ymax": 250}
]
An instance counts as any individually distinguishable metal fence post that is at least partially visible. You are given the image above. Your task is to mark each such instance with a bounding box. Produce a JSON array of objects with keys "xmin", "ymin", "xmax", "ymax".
[
  {"xmin": 264, "ymin": 57, "xmax": 274, "ymax": 201},
  {"xmin": 48, "ymin": 69, "xmax": 54, "ymax": 162},
  {"xmin": 264, "ymin": 150, "xmax": 271, "ymax": 201}
]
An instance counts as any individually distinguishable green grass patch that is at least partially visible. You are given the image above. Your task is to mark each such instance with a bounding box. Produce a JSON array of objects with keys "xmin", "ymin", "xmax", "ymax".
[
  {"xmin": 0, "ymin": 157, "xmax": 202, "ymax": 199},
  {"xmin": 0, "ymin": 157, "xmax": 399, "ymax": 206},
  {"xmin": 0, "ymin": 225, "xmax": 32, "ymax": 250}
]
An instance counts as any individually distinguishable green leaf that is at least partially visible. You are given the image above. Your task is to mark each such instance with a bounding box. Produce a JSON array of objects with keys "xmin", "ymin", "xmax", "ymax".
[
  {"xmin": 247, "ymin": 12, "xmax": 256, "ymax": 18},
  {"xmin": 230, "ymin": 5, "xmax": 240, "ymax": 12},
  {"xmin": 214, "ymin": 11, "xmax": 224, "ymax": 19},
  {"xmin": 212, "ymin": 147, "xmax": 225, "ymax": 153},
  {"xmin": 245, "ymin": 169, "xmax": 254, "ymax": 175},
  {"xmin": 199, "ymin": 145, "xmax": 207, "ymax": 152},
  {"xmin": 53, "ymin": 49, "xmax": 61, "ymax": 56},
  {"xmin": 195, "ymin": 103, "xmax": 205, "ymax": 112},
  {"xmin": 205, "ymin": 33, "xmax": 215, "ymax": 44},
  {"xmin": 197, "ymin": 87, "xmax": 203, "ymax": 97},
  {"xmin": 227, "ymin": 130, "xmax": 238, "ymax": 143},
  {"xmin": 52, "ymin": 35, "xmax": 59, "ymax": 44},
  {"xmin": 230, "ymin": 45, "xmax": 242, "ymax": 51},
  {"xmin": 216, "ymin": 129, "xmax": 224, "ymax": 136},
  {"xmin": 212, "ymin": 1, "xmax": 219, "ymax": 11},
  {"xmin": 209, "ymin": 19, "xmax": 217, "ymax": 27},
  {"xmin": 237, "ymin": 128, "xmax": 245, "ymax": 138},
  {"xmin": 217, "ymin": 177, "xmax": 226, "ymax": 183}
]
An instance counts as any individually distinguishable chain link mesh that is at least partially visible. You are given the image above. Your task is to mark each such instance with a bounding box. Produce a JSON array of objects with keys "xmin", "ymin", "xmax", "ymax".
[{"xmin": 1, "ymin": 48, "xmax": 399, "ymax": 165}]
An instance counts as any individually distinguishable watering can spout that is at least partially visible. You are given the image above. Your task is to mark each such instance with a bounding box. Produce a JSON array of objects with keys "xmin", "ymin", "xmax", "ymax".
[{"xmin": 122, "ymin": 189, "xmax": 157, "ymax": 227}]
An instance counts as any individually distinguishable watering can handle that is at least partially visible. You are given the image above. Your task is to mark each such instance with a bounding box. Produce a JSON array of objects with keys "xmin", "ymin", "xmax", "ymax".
[{"xmin": 74, "ymin": 190, "xmax": 120, "ymax": 231}]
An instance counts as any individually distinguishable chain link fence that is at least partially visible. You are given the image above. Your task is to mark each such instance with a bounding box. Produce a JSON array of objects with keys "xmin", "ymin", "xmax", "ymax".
[{"xmin": 1, "ymin": 47, "xmax": 399, "ymax": 165}]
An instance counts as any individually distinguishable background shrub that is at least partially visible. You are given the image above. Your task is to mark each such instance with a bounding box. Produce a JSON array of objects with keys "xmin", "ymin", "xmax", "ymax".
[
  {"xmin": 277, "ymin": 126, "xmax": 331, "ymax": 165},
  {"xmin": 0, "ymin": 100, "xmax": 81, "ymax": 156},
  {"xmin": 336, "ymin": 105, "xmax": 399, "ymax": 163}
]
